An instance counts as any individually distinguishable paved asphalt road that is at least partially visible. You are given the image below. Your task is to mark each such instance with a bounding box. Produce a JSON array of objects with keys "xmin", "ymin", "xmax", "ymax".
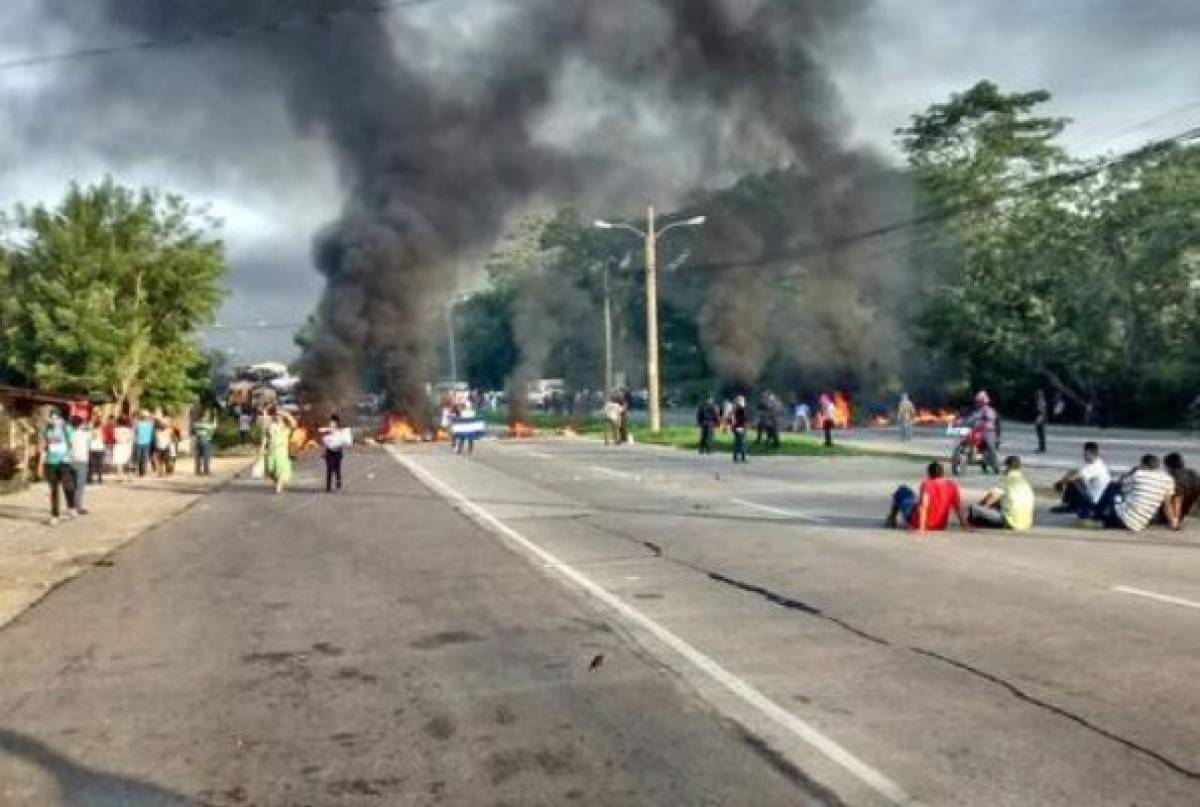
[
  {"xmin": 3, "ymin": 435, "xmax": 1200, "ymax": 805},
  {"xmin": 0, "ymin": 449, "xmax": 812, "ymax": 806}
]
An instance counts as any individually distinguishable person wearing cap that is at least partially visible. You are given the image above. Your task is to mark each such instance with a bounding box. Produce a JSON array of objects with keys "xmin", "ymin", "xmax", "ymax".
[
  {"xmin": 969, "ymin": 455, "xmax": 1035, "ymax": 530},
  {"xmin": 965, "ymin": 390, "xmax": 1001, "ymax": 467}
]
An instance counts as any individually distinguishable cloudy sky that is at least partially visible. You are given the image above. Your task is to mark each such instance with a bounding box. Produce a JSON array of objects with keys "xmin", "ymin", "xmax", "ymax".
[{"xmin": 1, "ymin": 0, "xmax": 1197, "ymax": 362}]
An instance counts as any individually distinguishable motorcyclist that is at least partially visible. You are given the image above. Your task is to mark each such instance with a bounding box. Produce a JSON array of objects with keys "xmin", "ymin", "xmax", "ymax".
[{"xmin": 964, "ymin": 391, "xmax": 1001, "ymax": 469}]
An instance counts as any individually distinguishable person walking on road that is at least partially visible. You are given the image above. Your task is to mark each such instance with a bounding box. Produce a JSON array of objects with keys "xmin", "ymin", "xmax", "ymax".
[
  {"xmin": 193, "ymin": 410, "xmax": 216, "ymax": 476},
  {"xmin": 40, "ymin": 409, "xmax": 77, "ymax": 525},
  {"xmin": 1034, "ymin": 389, "xmax": 1049, "ymax": 453},
  {"xmin": 731, "ymin": 395, "xmax": 749, "ymax": 463},
  {"xmin": 68, "ymin": 416, "xmax": 92, "ymax": 515},
  {"xmin": 696, "ymin": 397, "xmax": 719, "ymax": 455},
  {"xmin": 320, "ymin": 414, "xmax": 348, "ymax": 492},
  {"xmin": 896, "ymin": 393, "xmax": 916, "ymax": 443},
  {"xmin": 265, "ymin": 408, "xmax": 297, "ymax": 495}
]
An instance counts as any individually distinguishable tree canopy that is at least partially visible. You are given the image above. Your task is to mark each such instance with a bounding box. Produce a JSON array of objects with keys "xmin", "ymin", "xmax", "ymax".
[{"xmin": 0, "ymin": 178, "xmax": 227, "ymax": 411}]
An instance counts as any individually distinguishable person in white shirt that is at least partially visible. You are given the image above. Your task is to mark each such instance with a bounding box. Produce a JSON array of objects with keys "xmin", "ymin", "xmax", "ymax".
[
  {"xmin": 1052, "ymin": 442, "xmax": 1111, "ymax": 518},
  {"xmin": 68, "ymin": 416, "xmax": 93, "ymax": 515},
  {"xmin": 319, "ymin": 414, "xmax": 350, "ymax": 493}
]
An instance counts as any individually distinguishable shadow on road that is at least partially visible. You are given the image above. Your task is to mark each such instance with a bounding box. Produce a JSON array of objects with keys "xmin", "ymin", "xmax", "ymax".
[{"xmin": 0, "ymin": 728, "xmax": 190, "ymax": 806}]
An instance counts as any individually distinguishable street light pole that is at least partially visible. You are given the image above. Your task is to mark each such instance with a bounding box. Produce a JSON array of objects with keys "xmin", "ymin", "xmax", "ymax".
[
  {"xmin": 602, "ymin": 261, "xmax": 614, "ymax": 394},
  {"xmin": 644, "ymin": 205, "xmax": 662, "ymax": 433},
  {"xmin": 445, "ymin": 303, "xmax": 458, "ymax": 384},
  {"xmin": 594, "ymin": 210, "xmax": 705, "ymax": 436}
]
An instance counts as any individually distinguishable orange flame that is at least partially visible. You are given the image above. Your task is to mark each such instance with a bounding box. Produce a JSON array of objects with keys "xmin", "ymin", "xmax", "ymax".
[
  {"xmin": 378, "ymin": 415, "xmax": 422, "ymax": 444},
  {"xmin": 507, "ymin": 422, "xmax": 535, "ymax": 438},
  {"xmin": 912, "ymin": 407, "xmax": 958, "ymax": 426},
  {"xmin": 831, "ymin": 392, "xmax": 852, "ymax": 429}
]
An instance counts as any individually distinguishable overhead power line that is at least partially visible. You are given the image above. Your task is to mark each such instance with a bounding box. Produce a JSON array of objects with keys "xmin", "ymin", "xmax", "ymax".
[
  {"xmin": 690, "ymin": 123, "xmax": 1200, "ymax": 274},
  {"xmin": 0, "ymin": 0, "xmax": 440, "ymax": 73}
]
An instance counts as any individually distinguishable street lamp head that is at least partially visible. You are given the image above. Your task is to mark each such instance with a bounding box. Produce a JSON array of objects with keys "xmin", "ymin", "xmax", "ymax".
[
  {"xmin": 593, "ymin": 220, "xmax": 614, "ymax": 230},
  {"xmin": 686, "ymin": 215, "xmax": 707, "ymax": 226}
]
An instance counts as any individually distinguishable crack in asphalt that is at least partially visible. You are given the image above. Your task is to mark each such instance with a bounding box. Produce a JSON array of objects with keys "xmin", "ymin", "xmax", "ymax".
[
  {"xmin": 490, "ymin": 462, "xmax": 1200, "ymax": 785},
  {"xmin": 706, "ymin": 572, "xmax": 892, "ymax": 646},
  {"xmin": 909, "ymin": 647, "xmax": 1200, "ymax": 781},
  {"xmin": 577, "ymin": 515, "xmax": 1200, "ymax": 783}
]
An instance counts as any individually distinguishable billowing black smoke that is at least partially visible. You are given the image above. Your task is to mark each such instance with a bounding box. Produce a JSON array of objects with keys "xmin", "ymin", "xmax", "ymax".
[{"xmin": 50, "ymin": 0, "xmax": 889, "ymax": 408}]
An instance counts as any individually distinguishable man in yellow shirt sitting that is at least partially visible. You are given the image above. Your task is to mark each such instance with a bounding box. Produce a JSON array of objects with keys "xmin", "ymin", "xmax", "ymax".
[{"xmin": 968, "ymin": 455, "xmax": 1035, "ymax": 531}]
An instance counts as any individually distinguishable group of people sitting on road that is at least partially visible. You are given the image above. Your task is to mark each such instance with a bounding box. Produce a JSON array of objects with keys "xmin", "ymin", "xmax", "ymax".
[{"xmin": 886, "ymin": 440, "xmax": 1193, "ymax": 536}]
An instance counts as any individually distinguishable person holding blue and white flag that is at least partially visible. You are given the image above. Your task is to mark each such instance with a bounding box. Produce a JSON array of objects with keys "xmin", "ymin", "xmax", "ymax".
[{"xmin": 451, "ymin": 400, "xmax": 485, "ymax": 457}]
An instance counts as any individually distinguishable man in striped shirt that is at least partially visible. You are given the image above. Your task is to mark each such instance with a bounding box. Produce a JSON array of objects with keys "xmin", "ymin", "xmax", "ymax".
[{"xmin": 1093, "ymin": 455, "xmax": 1178, "ymax": 532}]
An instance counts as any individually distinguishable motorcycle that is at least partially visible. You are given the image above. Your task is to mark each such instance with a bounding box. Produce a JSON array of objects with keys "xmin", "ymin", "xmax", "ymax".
[{"xmin": 948, "ymin": 418, "xmax": 1000, "ymax": 475}]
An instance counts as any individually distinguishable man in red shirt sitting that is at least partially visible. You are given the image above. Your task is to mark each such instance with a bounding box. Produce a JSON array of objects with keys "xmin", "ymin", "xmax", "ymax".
[{"xmin": 885, "ymin": 461, "xmax": 971, "ymax": 534}]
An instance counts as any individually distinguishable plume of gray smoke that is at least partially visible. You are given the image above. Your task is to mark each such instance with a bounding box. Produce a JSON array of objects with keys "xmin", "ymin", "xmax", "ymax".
[{"xmin": 56, "ymin": 0, "xmax": 890, "ymax": 408}]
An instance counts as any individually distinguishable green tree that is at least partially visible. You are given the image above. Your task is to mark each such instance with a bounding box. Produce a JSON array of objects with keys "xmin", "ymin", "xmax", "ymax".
[
  {"xmin": 902, "ymin": 81, "xmax": 1200, "ymax": 423},
  {"xmin": 0, "ymin": 178, "xmax": 226, "ymax": 411}
]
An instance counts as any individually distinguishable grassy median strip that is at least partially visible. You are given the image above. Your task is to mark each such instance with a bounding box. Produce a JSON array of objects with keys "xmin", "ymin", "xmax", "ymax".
[{"xmin": 481, "ymin": 412, "xmax": 925, "ymax": 459}]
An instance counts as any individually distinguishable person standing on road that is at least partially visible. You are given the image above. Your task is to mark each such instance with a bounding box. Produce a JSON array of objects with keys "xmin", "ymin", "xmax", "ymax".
[
  {"xmin": 1034, "ymin": 389, "xmax": 1049, "ymax": 453},
  {"xmin": 1163, "ymin": 453, "xmax": 1200, "ymax": 526},
  {"xmin": 731, "ymin": 395, "xmax": 749, "ymax": 463},
  {"xmin": 87, "ymin": 414, "xmax": 107, "ymax": 485},
  {"xmin": 696, "ymin": 397, "xmax": 719, "ymax": 454},
  {"xmin": 453, "ymin": 400, "xmax": 484, "ymax": 457},
  {"xmin": 792, "ymin": 400, "xmax": 811, "ymax": 433},
  {"xmin": 819, "ymin": 394, "xmax": 836, "ymax": 448},
  {"xmin": 896, "ymin": 393, "xmax": 916, "ymax": 443},
  {"xmin": 969, "ymin": 456, "xmax": 1034, "ymax": 530},
  {"xmin": 154, "ymin": 418, "xmax": 174, "ymax": 477},
  {"xmin": 134, "ymin": 411, "xmax": 155, "ymax": 477},
  {"xmin": 886, "ymin": 461, "xmax": 970, "ymax": 533},
  {"xmin": 68, "ymin": 416, "xmax": 92, "ymax": 515},
  {"xmin": 40, "ymin": 409, "xmax": 77, "ymax": 525},
  {"xmin": 1051, "ymin": 442, "xmax": 1110, "ymax": 518},
  {"xmin": 113, "ymin": 417, "xmax": 133, "ymax": 482},
  {"xmin": 238, "ymin": 409, "xmax": 254, "ymax": 446},
  {"xmin": 603, "ymin": 395, "xmax": 624, "ymax": 446},
  {"xmin": 320, "ymin": 414, "xmax": 348, "ymax": 492},
  {"xmin": 193, "ymin": 409, "xmax": 216, "ymax": 476}
]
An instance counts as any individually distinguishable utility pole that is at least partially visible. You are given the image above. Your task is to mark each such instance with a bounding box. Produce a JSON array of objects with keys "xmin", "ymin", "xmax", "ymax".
[
  {"xmin": 644, "ymin": 205, "xmax": 661, "ymax": 433},
  {"xmin": 445, "ymin": 304, "xmax": 458, "ymax": 384},
  {"xmin": 593, "ymin": 210, "xmax": 705, "ymax": 436},
  {"xmin": 602, "ymin": 261, "xmax": 613, "ymax": 394}
]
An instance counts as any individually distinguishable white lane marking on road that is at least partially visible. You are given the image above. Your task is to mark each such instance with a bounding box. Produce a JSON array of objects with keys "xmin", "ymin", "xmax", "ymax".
[
  {"xmin": 391, "ymin": 450, "xmax": 912, "ymax": 806},
  {"xmin": 732, "ymin": 497, "xmax": 830, "ymax": 525},
  {"xmin": 589, "ymin": 465, "xmax": 638, "ymax": 480},
  {"xmin": 1113, "ymin": 585, "xmax": 1200, "ymax": 612}
]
